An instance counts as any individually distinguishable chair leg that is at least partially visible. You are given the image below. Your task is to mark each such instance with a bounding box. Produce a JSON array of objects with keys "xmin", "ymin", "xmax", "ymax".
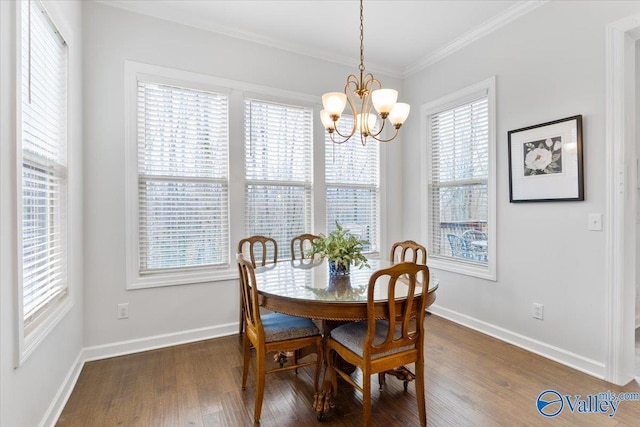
[
  {"xmin": 238, "ymin": 293, "xmax": 244, "ymax": 335},
  {"xmin": 415, "ymin": 359, "xmax": 426, "ymax": 427},
  {"xmin": 362, "ymin": 369, "xmax": 372, "ymax": 426},
  {"xmin": 378, "ymin": 372, "xmax": 385, "ymax": 390},
  {"xmin": 241, "ymin": 335, "xmax": 251, "ymax": 390},
  {"xmin": 254, "ymin": 348, "xmax": 266, "ymax": 422}
]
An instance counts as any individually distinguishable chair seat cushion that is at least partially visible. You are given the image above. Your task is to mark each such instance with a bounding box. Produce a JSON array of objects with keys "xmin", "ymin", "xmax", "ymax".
[
  {"xmin": 330, "ymin": 320, "xmax": 413, "ymax": 359},
  {"xmin": 262, "ymin": 313, "xmax": 320, "ymax": 343}
]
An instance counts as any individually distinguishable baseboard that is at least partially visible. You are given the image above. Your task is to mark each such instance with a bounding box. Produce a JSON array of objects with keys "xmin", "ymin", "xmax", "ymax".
[
  {"xmin": 39, "ymin": 351, "xmax": 84, "ymax": 427},
  {"xmin": 83, "ymin": 322, "xmax": 238, "ymax": 362},
  {"xmin": 428, "ymin": 305, "xmax": 605, "ymax": 379},
  {"xmin": 41, "ymin": 322, "xmax": 238, "ymax": 426}
]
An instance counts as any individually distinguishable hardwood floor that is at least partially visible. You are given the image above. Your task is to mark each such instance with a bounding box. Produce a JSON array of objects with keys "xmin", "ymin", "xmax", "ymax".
[{"xmin": 58, "ymin": 315, "xmax": 640, "ymax": 426}]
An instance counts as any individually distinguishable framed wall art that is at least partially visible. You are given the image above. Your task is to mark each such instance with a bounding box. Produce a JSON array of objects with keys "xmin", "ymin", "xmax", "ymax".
[{"xmin": 508, "ymin": 115, "xmax": 583, "ymax": 202}]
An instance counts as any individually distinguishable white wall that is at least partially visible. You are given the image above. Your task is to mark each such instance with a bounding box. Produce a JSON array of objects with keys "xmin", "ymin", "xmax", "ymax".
[
  {"xmin": 404, "ymin": 1, "xmax": 640, "ymax": 376},
  {"xmin": 81, "ymin": 2, "xmax": 404, "ymax": 352},
  {"xmin": 636, "ymin": 39, "xmax": 640, "ymax": 329},
  {"xmin": 0, "ymin": 1, "xmax": 84, "ymax": 426}
]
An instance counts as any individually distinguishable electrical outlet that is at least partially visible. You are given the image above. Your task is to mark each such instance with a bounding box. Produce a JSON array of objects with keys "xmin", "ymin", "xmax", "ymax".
[
  {"xmin": 117, "ymin": 303, "xmax": 129, "ymax": 319},
  {"xmin": 532, "ymin": 303, "xmax": 544, "ymax": 320}
]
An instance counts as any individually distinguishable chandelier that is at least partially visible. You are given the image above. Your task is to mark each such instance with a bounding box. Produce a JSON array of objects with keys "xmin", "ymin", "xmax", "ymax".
[{"xmin": 320, "ymin": 0, "xmax": 410, "ymax": 146}]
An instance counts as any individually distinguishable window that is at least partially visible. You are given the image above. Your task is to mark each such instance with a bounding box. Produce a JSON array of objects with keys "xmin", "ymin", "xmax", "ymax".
[
  {"xmin": 423, "ymin": 78, "xmax": 496, "ymax": 280},
  {"xmin": 244, "ymin": 99, "xmax": 313, "ymax": 259},
  {"xmin": 18, "ymin": 0, "xmax": 69, "ymax": 358},
  {"xmin": 126, "ymin": 66, "xmax": 230, "ymax": 289},
  {"xmin": 325, "ymin": 116, "xmax": 380, "ymax": 253},
  {"xmin": 126, "ymin": 63, "xmax": 320, "ymax": 286}
]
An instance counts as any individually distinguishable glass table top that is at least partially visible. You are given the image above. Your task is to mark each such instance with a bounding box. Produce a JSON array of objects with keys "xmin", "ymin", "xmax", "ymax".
[{"xmin": 253, "ymin": 259, "xmax": 438, "ymax": 303}]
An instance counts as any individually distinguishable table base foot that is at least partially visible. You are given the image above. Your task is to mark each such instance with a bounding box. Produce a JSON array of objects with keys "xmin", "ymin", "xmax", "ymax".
[
  {"xmin": 379, "ymin": 366, "xmax": 415, "ymax": 391},
  {"xmin": 273, "ymin": 351, "xmax": 295, "ymax": 367},
  {"xmin": 313, "ymin": 384, "xmax": 334, "ymax": 421}
]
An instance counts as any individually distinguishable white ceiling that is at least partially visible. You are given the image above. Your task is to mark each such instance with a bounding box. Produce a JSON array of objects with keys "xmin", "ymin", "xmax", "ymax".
[{"xmin": 100, "ymin": 0, "xmax": 545, "ymax": 77}]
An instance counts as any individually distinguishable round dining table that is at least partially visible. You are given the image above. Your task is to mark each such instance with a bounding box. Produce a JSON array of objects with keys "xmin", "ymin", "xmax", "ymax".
[
  {"xmin": 254, "ymin": 258, "xmax": 438, "ymax": 320},
  {"xmin": 252, "ymin": 258, "xmax": 439, "ymax": 420}
]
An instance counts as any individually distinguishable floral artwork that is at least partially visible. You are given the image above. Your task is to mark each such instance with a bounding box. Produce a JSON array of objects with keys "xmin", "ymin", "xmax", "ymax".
[
  {"xmin": 508, "ymin": 115, "xmax": 583, "ymax": 202},
  {"xmin": 522, "ymin": 136, "xmax": 562, "ymax": 176}
]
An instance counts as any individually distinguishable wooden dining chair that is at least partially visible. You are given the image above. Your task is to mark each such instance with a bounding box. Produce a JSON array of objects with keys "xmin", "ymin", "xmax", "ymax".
[
  {"xmin": 390, "ymin": 240, "xmax": 427, "ymax": 265},
  {"xmin": 237, "ymin": 236, "xmax": 278, "ymax": 334},
  {"xmin": 238, "ymin": 235, "xmax": 278, "ymax": 268},
  {"xmin": 290, "ymin": 233, "xmax": 320, "ymax": 260},
  {"xmin": 326, "ymin": 262, "xmax": 430, "ymax": 426},
  {"xmin": 237, "ymin": 254, "xmax": 324, "ymax": 423},
  {"xmin": 382, "ymin": 240, "xmax": 428, "ymax": 389}
]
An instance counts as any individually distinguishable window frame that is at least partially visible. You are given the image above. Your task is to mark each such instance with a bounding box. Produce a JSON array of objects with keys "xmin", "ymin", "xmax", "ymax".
[
  {"xmin": 421, "ymin": 77, "xmax": 496, "ymax": 280},
  {"xmin": 124, "ymin": 62, "xmax": 320, "ymax": 289},
  {"xmin": 324, "ymin": 115, "xmax": 381, "ymax": 256},
  {"xmin": 125, "ymin": 62, "xmax": 236, "ymax": 289},
  {"xmin": 15, "ymin": 0, "xmax": 73, "ymax": 365},
  {"xmin": 243, "ymin": 98, "xmax": 314, "ymax": 260}
]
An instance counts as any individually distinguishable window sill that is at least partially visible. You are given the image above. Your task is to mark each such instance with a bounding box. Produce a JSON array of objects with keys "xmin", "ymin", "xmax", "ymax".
[
  {"xmin": 19, "ymin": 294, "xmax": 73, "ymax": 367},
  {"xmin": 127, "ymin": 265, "xmax": 237, "ymax": 290},
  {"xmin": 428, "ymin": 256, "xmax": 496, "ymax": 281}
]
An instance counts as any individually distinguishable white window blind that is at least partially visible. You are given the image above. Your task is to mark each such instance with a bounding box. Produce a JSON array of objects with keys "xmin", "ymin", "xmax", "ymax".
[
  {"xmin": 429, "ymin": 96, "xmax": 489, "ymax": 263},
  {"xmin": 325, "ymin": 116, "xmax": 379, "ymax": 252},
  {"xmin": 20, "ymin": 0, "xmax": 68, "ymax": 326},
  {"xmin": 137, "ymin": 81, "xmax": 229, "ymax": 273},
  {"xmin": 244, "ymin": 99, "xmax": 313, "ymax": 260}
]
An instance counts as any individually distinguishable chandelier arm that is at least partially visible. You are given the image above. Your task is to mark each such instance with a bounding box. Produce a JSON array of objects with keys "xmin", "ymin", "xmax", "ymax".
[
  {"xmin": 330, "ymin": 127, "xmax": 352, "ymax": 140},
  {"xmin": 360, "ymin": 90, "xmax": 373, "ymax": 136},
  {"xmin": 360, "ymin": 73, "xmax": 386, "ymax": 136},
  {"xmin": 363, "ymin": 73, "xmax": 381, "ymax": 90},
  {"xmin": 369, "ymin": 116, "xmax": 387, "ymax": 137},
  {"xmin": 346, "ymin": 73, "xmax": 362, "ymax": 87},
  {"xmin": 329, "ymin": 131, "xmax": 354, "ymax": 145},
  {"xmin": 345, "ymin": 77, "xmax": 361, "ymax": 119},
  {"xmin": 367, "ymin": 126, "xmax": 400, "ymax": 143},
  {"xmin": 360, "ymin": 94, "xmax": 368, "ymax": 146},
  {"xmin": 331, "ymin": 77, "xmax": 360, "ymax": 139}
]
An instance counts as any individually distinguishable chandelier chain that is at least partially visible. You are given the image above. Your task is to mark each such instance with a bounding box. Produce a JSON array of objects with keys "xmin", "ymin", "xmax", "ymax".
[
  {"xmin": 359, "ymin": 0, "xmax": 364, "ymax": 72},
  {"xmin": 320, "ymin": 0, "xmax": 409, "ymax": 145}
]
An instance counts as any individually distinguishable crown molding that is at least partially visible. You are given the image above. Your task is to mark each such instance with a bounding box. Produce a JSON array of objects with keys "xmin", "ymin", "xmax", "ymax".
[
  {"xmin": 96, "ymin": 0, "xmax": 547, "ymax": 80},
  {"xmin": 94, "ymin": 0, "xmax": 404, "ymax": 79},
  {"xmin": 402, "ymin": 0, "xmax": 548, "ymax": 78}
]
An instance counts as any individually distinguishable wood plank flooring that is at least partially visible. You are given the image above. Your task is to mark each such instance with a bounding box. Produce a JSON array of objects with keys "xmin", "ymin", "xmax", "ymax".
[{"xmin": 57, "ymin": 315, "xmax": 640, "ymax": 426}]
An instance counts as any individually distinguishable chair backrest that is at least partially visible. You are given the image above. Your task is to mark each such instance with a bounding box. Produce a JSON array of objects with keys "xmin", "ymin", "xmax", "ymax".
[
  {"xmin": 237, "ymin": 253, "xmax": 263, "ymax": 336},
  {"xmin": 365, "ymin": 262, "xmax": 430, "ymax": 359},
  {"xmin": 238, "ymin": 236, "xmax": 278, "ymax": 267},
  {"xmin": 447, "ymin": 234, "xmax": 469, "ymax": 259},
  {"xmin": 290, "ymin": 233, "xmax": 320, "ymax": 260},
  {"xmin": 462, "ymin": 229, "xmax": 487, "ymax": 245},
  {"xmin": 390, "ymin": 240, "xmax": 427, "ymax": 265}
]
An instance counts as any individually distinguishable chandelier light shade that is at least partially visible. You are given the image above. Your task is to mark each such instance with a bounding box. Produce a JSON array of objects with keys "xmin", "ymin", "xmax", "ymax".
[{"xmin": 321, "ymin": 0, "xmax": 410, "ymax": 145}]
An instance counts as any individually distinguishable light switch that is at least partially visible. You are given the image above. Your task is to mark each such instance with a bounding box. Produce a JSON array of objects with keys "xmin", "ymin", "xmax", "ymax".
[{"xmin": 588, "ymin": 213, "xmax": 603, "ymax": 231}]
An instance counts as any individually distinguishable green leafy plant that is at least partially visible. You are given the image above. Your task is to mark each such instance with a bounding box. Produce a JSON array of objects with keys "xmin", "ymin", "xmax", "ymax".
[{"xmin": 308, "ymin": 222, "xmax": 370, "ymax": 270}]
